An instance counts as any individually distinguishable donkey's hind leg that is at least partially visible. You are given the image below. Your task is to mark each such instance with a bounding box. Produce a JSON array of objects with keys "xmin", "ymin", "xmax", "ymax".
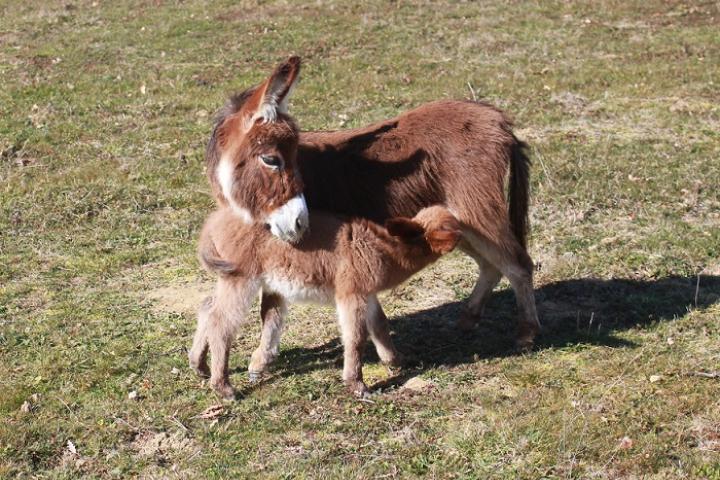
[
  {"xmin": 463, "ymin": 232, "xmax": 540, "ymax": 349},
  {"xmin": 248, "ymin": 291, "xmax": 287, "ymax": 382},
  {"xmin": 365, "ymin": 295, "xmax": 403, "ymax": 368},
  {"xmin": 205, "ymin": 278, "xmax": 260, "ymax": 400},
  {"xmin": 189, "ymin": 296, "xmax": 213, "ymax": 378},
  {"xmin": 457, "ymin": 242, "xmax": 502, "ymax": 331}
]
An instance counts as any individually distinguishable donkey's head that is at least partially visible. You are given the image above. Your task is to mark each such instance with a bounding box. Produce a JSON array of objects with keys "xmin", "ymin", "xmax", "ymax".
[
  {"xmin": 385, "ymin": 206, "xmax": 462, "ymax": 258},
  {"xmin": 208, "ymin": 56, "xmax": 308, "ymax": 243}
]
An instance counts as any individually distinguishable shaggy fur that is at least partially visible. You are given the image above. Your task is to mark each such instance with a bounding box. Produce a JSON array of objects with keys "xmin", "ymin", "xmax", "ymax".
[
  {"xmin": 206, "ymin": 57, "xmax": 305, "ymax": 227},
  {"xmin": 190, "ymin": 206, "xmax": 462, "ymax": 399},
  {"xmin": 204, "ymin": 57, "xmax": 540, "ymax": 359}
]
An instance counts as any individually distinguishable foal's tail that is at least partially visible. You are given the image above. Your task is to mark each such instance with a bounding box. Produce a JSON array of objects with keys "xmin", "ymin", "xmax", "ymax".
[
  {"xmin": 199, "ymin": 236, "xmax": 239, "ymax": 277},
  {"xmin": 508, "ymin": 137, "xmax": 531, "ymax": 249}
]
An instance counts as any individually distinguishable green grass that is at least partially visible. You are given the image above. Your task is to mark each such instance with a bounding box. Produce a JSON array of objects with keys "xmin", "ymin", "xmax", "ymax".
[{"xmin": 1, "ymin": 0, "xmax": 719, "ymax": 478}]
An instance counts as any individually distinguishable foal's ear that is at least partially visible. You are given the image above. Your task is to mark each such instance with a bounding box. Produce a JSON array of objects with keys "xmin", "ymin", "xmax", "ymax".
[
  {"xmin": 385, "ymin": 218, "xmax": 425, "ymax": 241},
  {"xmin": 251, "ymin": 56, "xmax": 301, "ymax": 123},
  {"xmin": 426, "ymin": 221, "xmax": 462, "ymax": 255}
]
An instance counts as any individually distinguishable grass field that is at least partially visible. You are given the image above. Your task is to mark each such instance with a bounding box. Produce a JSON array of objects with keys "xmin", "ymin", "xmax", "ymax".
[{"xmin": 1, "ymin": 0, "xmax": 719, "ymax": 478}]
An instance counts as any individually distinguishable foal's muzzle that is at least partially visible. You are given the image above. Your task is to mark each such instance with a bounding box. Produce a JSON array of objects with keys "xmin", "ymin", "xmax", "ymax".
[{"xmin": 266, "ymin": 194, "xmax": 309, "ymax": 244}]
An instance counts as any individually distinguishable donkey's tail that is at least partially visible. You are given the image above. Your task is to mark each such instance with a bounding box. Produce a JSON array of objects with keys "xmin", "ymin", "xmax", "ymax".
[
  {"xmin": 199, "ymin": 236, "xmax": 239, "ymax": 277},
  {"xmin": 508, "ymin": 137, "xmax": 531, "ymax": 249}
]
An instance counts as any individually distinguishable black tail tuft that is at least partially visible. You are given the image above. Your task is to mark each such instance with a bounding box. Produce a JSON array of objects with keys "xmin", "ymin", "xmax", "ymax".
[{"xmin": 508, "ymin": 138, "xmax": 531, "ymax": 249}]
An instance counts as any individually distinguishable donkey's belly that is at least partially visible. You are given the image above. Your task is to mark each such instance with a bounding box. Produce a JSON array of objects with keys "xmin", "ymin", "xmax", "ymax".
[{"xmin": 262, "ymin": 274, "xmax": 335, "ymax": 305}]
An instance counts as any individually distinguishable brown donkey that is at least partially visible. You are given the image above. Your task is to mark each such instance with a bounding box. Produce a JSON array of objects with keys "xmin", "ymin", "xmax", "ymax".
[
  {"xmin": 191, "ymin": 206, "xmax": 462, "ymax": 399},
  {"xmin": 204, "ymin": 56, "xmax": 539, "ymax": 353}
]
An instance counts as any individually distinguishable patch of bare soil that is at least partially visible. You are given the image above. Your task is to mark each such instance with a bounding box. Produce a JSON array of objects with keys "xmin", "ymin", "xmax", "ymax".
[
  {"xmin": 550, "ymin": 91, "xmax": 588, "ymax": 115},
  {"xmin": 131, "ymin": 431, "xmax": 194, "ymax": 459},
  {"xmin": 216, "ymin": 1, "xmax": 313, "ymax": 23},
  {"xmin": 145, "ymin": 282, "xmax": 213, "ymax": 315},
  {"xmin": 691, "ymin": 415, "xmax": 720, "ymax": 457},
  {"xmin": 648, "ymin": 2, "xmax": 720, "ymax": 28}
]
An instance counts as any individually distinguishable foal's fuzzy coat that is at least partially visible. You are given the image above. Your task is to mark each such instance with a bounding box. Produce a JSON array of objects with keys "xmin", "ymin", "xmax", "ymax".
[{"xmin": 190, "ymin": 206, "xmax": 462, "ymax": 399}]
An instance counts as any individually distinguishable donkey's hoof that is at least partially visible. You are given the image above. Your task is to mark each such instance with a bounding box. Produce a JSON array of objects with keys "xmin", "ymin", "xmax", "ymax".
[
  {"xmin": 515, "ymin": 324, "xmax": 540, "ymax": 353},
  {"xmin": 514, "ymin": 336, "xmax": 536, "ymax": 353},
  {"xmin": 211, "ymin": 380, "xmax": 236, "ymax": 401},
  {"xmin": 248, "ymin": 371, "xmax": 263, "ymax": 384}
]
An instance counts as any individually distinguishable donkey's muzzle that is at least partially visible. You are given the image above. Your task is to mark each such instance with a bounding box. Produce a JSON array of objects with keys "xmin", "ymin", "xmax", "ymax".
[{"xmin": 266, "ymin": 194, "xmax": 309, "ymax": 244}]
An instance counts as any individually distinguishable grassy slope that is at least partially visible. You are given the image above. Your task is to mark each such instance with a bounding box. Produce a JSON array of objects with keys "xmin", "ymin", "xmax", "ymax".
[{"xmin": 1, "ymin": 0, "xmax": 719, "ymax": 478}]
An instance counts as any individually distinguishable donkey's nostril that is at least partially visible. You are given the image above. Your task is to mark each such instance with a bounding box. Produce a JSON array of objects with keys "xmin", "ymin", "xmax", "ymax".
[
  {"xmin": 264, "ymin": 223, "xmax": 272, "ymax": 231},
  {"xmin": 295, "ymin": 217, "xmax": 303, "ymax": 230}
]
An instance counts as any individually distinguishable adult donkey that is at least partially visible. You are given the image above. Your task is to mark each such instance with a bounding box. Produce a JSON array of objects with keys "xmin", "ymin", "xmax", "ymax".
[{"xmin": 204, "ymin": 56, "xmax": 540, "ymax": 351}]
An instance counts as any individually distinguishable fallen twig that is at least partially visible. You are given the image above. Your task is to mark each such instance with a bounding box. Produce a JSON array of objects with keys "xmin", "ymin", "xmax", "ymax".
[
  {"xmin": 169, "ymin": 415, "xmax": 190, "ymax": 433},
  {"xmin": 688, "ymin": 371, "xmax": 719, "ymax": 379},
  {"xmin": 466, "ymin": 82, "xmax": 478, "ymax": 101}
]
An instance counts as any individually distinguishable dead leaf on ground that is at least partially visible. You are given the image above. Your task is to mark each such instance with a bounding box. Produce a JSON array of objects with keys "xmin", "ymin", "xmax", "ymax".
[{"xmin": 193, "ymin": 404, "xmax": 224, "ymax": 420}]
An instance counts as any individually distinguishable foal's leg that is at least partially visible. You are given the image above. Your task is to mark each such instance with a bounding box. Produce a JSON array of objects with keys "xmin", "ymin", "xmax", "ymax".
[
  {"xmin": 464, "ymin": 231, "xmax": 540, "ymax": 349},
  {"xmin": 456, "ymin": 243, "xmax": 502, "ymax": 331},
  {"xmin": 336, "ymin": 294, "xmax": 370, "ymax": 397},
  {"xmin": 205, "ymin": 278, "xmax": 260, "ymax": 400},
  {"xmin": 248, "ymin": 291, "xmax": 287, "ymax": 382},
  {"xmin": 189, "ymin": 296, "xmax": 213, "ymax": 377},
  {"xmin": 365, "ymin": 295, "xmax": 403, "ymax": 368}
]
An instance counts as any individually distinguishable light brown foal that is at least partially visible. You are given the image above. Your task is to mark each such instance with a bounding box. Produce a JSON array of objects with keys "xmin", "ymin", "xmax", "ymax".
[{"xmin": 189, "ymin": 206, "xmax": 462, "ymax": 399}]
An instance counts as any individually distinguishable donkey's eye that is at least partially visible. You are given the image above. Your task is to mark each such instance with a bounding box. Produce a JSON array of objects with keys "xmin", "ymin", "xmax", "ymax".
[{"xmin": 259, "ymin": 155, "xmax": 283, "ymax": 170}]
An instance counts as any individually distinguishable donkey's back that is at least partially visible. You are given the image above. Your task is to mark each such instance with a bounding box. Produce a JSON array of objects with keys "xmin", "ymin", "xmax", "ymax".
[{"xmin": 298, "ymin": 100, "xmax": 527, "ymax": 251}]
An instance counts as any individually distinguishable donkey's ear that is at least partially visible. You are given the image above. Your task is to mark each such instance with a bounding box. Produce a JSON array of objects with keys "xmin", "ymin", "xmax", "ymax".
[
  {"xmin": 252, "ymin": 56, "xmax": 301, "ymax": 123},
  {"xmin": 426, "ymin": 223, "xmax": 462, "ymax": 255},
  {"xmin": 385, "ymin": 218, "xmax": 425, "ymax": 241}
]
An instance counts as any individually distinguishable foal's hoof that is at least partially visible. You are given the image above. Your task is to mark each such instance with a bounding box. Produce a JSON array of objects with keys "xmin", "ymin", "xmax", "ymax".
[
  {"xmin": 346, "ymin": 381, "xmax": 371, "ymax": 399},
  {"xmin": 189, "ymin": 359, "xmax": 210, "ymax": 378},
  {"xmin": 384, "ymin": 352, "xmax": 407, "ymax": 369},
  {"xmin": 384, "ymin": 352, "xmax": 417, "ymax": 374},
  {"xmin": 211, "ymin": 380, "xmax": 236, "ymax": 401},
  {"xmin": 248, "ymin": 371, "xmax": 263, "ymax": 384}
]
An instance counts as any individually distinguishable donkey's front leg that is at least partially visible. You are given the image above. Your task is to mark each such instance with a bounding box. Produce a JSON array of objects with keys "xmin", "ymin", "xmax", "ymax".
[
  {"xmin": 205, "ymin": 278, "xmax": 259, "ymax": 400},
  {"xmin": 336, "ymin": 294, "xmax": 370, "ymax": 397},
  {"xmin": 248, "ymin": 291, "xmax": 287, "ymax": 382}
]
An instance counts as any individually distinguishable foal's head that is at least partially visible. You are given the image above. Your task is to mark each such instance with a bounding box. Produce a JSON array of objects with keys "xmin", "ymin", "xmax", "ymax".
[
  {"xmin": 385, "ymin": 206, "xmax": 462, "ymax": 259},
  {"xmin": 208, "ymin": 56, "xmax": 308, "ymax": 243}
]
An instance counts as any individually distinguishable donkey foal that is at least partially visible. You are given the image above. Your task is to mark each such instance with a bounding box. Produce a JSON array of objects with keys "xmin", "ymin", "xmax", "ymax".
[{"xmin": 189, "ymin": 206, "xmax": 461, "ymax": 399}]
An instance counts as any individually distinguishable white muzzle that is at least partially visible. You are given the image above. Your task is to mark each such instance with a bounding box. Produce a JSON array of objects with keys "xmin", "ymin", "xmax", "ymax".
[{"xmin": 266, "ymin": 194, "xmax": 309, "ymax": 244}]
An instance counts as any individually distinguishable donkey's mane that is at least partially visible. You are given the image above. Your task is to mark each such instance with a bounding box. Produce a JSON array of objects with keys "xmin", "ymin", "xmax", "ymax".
[
  {"xmin": 213, "ymin": 87, "xmax": 259, "ymax": 127},
  {"xmin": 205, "ymin": 87, "xmax": 259, "ymax": 184}
]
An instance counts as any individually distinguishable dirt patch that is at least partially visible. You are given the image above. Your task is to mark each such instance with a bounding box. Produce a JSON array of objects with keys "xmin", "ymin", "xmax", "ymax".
[
  {"xmin": 647, "ymin": 2, "xmax": 720, "ymax": 28},
  {"xmin": 550, "ymin": 91, "xmax": 588, "ymax": 115},
  {"xmin": 691, "ymin": 416, "xmax": 720, "ymax": 457},
  {"xmin": 216, "ymin": 2, "xmax": 313, "ymax": 23},
  {"xmin": 131, "ymin": 431, "xmax": 194, "ymax": 459},
  {"xmin": 145, "ymin": 282, "xmax": 213, "ymax": 315}
]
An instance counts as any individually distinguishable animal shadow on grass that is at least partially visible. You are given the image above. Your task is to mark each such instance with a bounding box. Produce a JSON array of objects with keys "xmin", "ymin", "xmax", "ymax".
[{"xmin": 242, "ymin": 275, "xmax": 720, "ymax": 394}]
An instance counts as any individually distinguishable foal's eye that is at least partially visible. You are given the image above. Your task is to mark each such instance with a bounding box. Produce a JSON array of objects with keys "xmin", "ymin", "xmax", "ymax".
[{"xmin": 259, "ymin": 155, "xmax": 283, "ymax": 170}]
